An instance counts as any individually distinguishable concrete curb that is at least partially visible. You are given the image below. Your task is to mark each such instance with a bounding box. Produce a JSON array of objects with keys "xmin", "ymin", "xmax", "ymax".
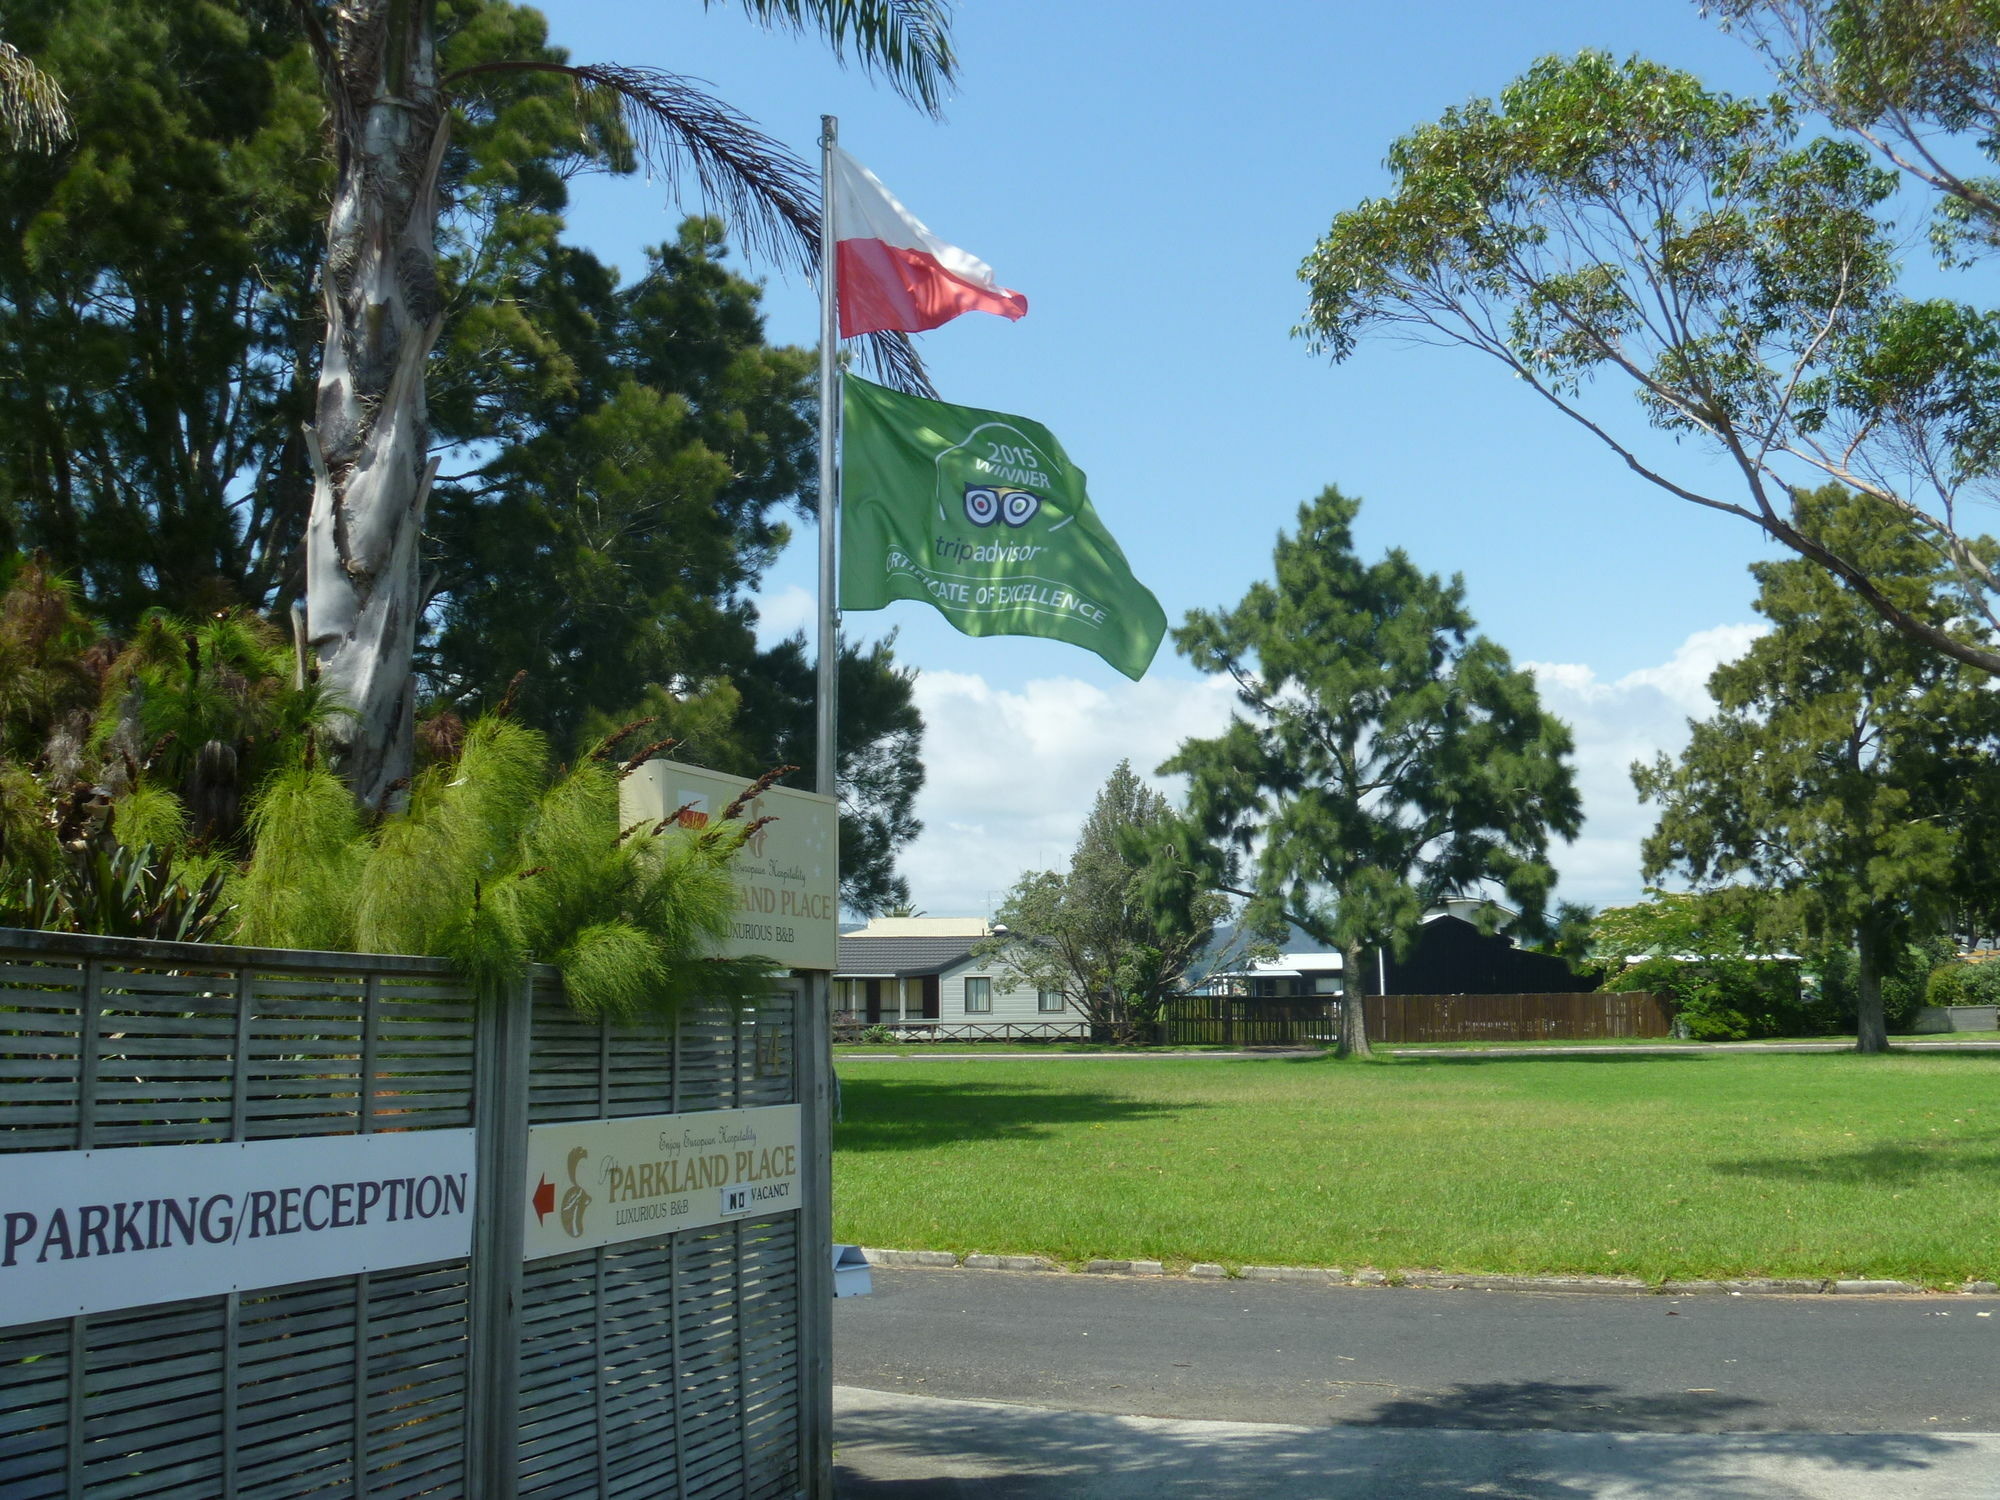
[
  {"xmin": 962, "ymin": 1253, "xmax": 1060, "ymax": 1272},
  {"xmin": 856, "ymin": 1248, "xmax": 1998, "ymax": 1297}
]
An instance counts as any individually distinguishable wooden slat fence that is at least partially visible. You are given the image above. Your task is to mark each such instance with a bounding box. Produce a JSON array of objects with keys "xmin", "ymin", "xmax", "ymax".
[
  {"xmin": 0, "ymin": 926, "xmax": 821, "ymax": 1500},
  {"xmin": 1361, "ymin": 991, "xmax": 1672, "ymax": 1044},
  {"xmin": 1157, "ymin": 996, "xmax": 1337, "ymax": 1047},
  {"xmin": 512, "ymin": 976, "xmax": 803, "ymax": 1500}
]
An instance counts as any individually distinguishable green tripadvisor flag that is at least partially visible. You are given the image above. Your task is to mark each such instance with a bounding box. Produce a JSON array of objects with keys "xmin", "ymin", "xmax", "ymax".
[{"xmin": 840, "ymin": 375, "xmax": 1166, "ymax": 680}]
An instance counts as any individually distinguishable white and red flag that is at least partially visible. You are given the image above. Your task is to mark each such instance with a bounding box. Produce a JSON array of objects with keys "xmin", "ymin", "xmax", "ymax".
[{"xmin": 831, "ymin": 146, "xmax": 1028, "ymax": 338}]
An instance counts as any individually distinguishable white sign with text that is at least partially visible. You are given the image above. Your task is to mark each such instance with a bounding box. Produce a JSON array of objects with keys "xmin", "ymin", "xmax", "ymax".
[
  {"xmin": 0, "ymin": 1130, "xmax": 477, "ymax": 1325},
  {"xmin": 521, "ymin": 1105, "xmax": 802, "ymax": 1261},
  {"xmin": 621, "ymin": 760, "xmax": 839, "ymax": 971}
]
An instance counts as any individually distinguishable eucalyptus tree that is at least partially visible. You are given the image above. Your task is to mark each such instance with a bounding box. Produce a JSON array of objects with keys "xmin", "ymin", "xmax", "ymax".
[
  {"xmin": 292, "ymin": 0, "xmax": 950, "ymax": 805},
  {"xmin": 1163, "ymin": 486, "xmax": 1582, "ymax": 1058},
  {"xmin": 1711, "ymin": 0, "xmax": 2000, "ymax": 257},
  {"xmin": 1634, "ymin": 485, "xmax": 2000, "ymax": 1052},
  {"xmin": 1301, "ymin": 51, "xmax": 2000, "ymax": 677}
]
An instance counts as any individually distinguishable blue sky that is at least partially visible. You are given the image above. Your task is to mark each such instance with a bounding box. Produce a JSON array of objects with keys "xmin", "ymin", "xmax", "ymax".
[{"xmin": 531, "ymin": 0, "xmax": 1822, "ymax": 917}]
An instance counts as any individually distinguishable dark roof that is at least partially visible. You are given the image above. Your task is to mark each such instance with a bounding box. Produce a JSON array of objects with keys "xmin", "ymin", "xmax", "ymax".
[{"xmin": 836, "ymin": 933, "xmax": 980, "ymax": 978}]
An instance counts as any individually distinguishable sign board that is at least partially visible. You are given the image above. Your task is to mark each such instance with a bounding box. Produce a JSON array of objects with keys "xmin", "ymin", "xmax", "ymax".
[
  {"xmin": 521, "ymin": 1105, "xmax": 802, "ymax": 1261},
  {"xmin": 0, "ymin": 1130, "xmax": 476, "ymax": 1324},
  {"xmin": 622, "ymin": 760, "xmax": 839, "ymax": 971}
]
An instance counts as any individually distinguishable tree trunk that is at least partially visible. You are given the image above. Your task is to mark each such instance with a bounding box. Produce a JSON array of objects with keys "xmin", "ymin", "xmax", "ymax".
[
  {"xmin": 1340, "ymin": 940, "xmax": 1372, "ymax": 1059},
  {"xmin": 1853, "ymin": 918, "xmax": 1890, "ymax": 1054},
  {"xmin": 1105, "ymin": 983, "xmax": 1130, "ymax": 1046},
  {"xmin": 304, "ymin": 2, "xmax": 448, "ymax": 808}
]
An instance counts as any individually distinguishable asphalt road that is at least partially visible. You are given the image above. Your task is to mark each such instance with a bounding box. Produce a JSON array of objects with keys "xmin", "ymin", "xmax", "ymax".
[
  {"xmin": 831, "ymin": 1270, "xmax": 2000, "ymax": 1498},
  {"xmin": 833, "ymin": 1267, "xmax": 2000, "ymax": 1432}
]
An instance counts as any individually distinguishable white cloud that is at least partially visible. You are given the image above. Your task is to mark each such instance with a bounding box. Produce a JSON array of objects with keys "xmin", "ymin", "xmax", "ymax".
[
  {"xmin": 898, "ymin": 670, "xmax": 1238, "ymax": 916},
  {"xmin": 1524, "ymin": 623, "xmax": 1765, "ymax": 911},
  {"xmin": 752, "ymin": 584, "xmax": 815, "ymax": 645},
  {"xmin": 888, "ymin": 624, "xmax": 1764, "ymax": 920}
]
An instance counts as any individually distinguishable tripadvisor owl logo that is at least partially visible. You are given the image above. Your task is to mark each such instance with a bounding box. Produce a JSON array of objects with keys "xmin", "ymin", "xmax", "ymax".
[
  {"xmin": 961, "ymin": 483, "xmax": 1041, "ymax": 528},
  {"xmin": 933, "ymin": 419, "xmax": 1071, "ymax": 539}
]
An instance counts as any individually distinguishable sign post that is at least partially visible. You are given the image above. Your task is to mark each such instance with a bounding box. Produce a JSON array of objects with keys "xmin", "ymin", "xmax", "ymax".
[{"xmin": 621, "ymin": 756, "xmax": 839, "ymax": 1499}]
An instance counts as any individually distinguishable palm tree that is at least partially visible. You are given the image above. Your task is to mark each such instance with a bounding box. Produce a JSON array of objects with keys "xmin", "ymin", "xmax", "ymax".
[
  {"xmin": 291, "ymin": 0, "xmax": 950, "ymax": 807},
  {"xmin": 0, "ymin": 39, "xmax": 71, "ymax": 151}
]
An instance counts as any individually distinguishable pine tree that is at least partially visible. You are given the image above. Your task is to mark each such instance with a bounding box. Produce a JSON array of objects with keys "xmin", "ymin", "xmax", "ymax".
[
  {"xmin": 1165, "ymin": 486, "xmax": 1582, "ymax": 1057},
  {"xmin": 1636, "ymin": 485, "xmax": 2000, "ymax": 1052},
  {"xmin": 985, "ymin": 760, "xmax": 1229, "ymax": 1044},
  {"xmin": 1, "ymin": 0, "xmax": 327, "ymax": 620}
]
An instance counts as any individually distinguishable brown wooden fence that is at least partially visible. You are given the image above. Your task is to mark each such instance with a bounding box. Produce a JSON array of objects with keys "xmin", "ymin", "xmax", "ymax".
[
  {"xmin": 1361, "ymin": 991, "xmax": 1673, "ymax": 1044},
  {"xmin": 1157, "ymin": 995, "xmax": 1338, "ymax": 1047}
]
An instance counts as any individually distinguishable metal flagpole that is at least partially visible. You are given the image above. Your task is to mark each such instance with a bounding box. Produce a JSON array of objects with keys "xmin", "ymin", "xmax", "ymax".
[
  {"xmin": 799, "ymin": 110, "xmax": 840, "ymax": 1500},
  {"xmin": 814, "ymin": 115, "xmax": 841, "ymax": 800}
]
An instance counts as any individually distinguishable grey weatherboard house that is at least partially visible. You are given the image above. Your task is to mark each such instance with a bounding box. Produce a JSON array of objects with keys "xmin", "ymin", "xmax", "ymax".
[{"xmin": 833, "ymin": 917, "xmax": 1082, "ymax": 1035}]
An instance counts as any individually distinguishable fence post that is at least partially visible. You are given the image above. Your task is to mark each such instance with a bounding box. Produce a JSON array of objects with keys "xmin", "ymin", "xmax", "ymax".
[
  {"xmin": 796, "ymin": 971, "xmax": 834, "ymax": 1499},
  {"xmin": 468, "ymin": 970, "xmax": 531, "ymax": 1500}
]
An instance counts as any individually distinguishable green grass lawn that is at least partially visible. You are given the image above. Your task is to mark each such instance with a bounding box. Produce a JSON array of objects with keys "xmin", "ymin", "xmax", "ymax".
[
  {"xmin": 833, "ymin": 1041, "xmax": 1260, "ymax": 1056},
  {"xmin": 1376, "ymin": 1035, "xmax": 1821, "ymax": 1052},
  {"xmin": 830, "ymin": 1051, "xmax": 2000, "ymax": 1287}
]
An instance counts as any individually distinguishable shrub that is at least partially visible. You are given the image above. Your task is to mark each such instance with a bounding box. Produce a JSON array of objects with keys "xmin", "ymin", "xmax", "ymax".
[
  {"xmin": 1619, "ymin": 954, "xmax": 1817, "ymax": 1040},
  {"xmin": 1815, "ymin": 935, "xmax": 1955, "ymax": 1032},
  {"xmin": 1929, "ymin": 958, "xmax": 2000, "ymax": 1010},
  {"xmin": 859, "ymin": 1024, "xmax": 897, "ymax": 1044},
  {"xmin": 1928, "ymin": 964, "xmax": 1970, "ymax": 1009},
  {"xmin": 1967, "ymin": 961, "xmax": 2000, "ymax": 1006}
]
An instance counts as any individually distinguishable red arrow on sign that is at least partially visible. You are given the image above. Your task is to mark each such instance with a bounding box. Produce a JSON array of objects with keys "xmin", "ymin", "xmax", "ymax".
[{"xmin": 532, "ymin": 1175, "xmax": 556, "ymax": 1224}]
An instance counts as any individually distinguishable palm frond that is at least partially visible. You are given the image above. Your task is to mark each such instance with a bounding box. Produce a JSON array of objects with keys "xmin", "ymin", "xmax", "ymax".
[
  {"xmin": 720, "ymin": 0, "xmax": 958, "ymax": 117},
  {"xmin": 0, "ymin": 40, "xmax": 71, "ymax": 153},
  {"xmin": 445, "ymin": 59, "xmax": 932, "ymax": 394}
]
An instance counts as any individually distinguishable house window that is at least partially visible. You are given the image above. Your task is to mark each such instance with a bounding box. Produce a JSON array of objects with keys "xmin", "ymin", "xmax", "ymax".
[
  {"xmin": 964, "ymin": 976, "xmax": 992, "ymax": 1014},
  {"xmin": 1038, "ymin": 987, "xmax": 1065, "ymax": 1013}
]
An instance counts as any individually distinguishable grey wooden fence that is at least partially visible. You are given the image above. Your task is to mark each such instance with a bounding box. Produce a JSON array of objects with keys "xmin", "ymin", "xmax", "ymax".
[{"xmin": 0, "ymin": 926, "xmax": 829, "ymax": 1500}]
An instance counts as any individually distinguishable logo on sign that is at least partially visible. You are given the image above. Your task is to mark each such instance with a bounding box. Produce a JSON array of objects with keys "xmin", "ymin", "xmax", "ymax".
[
  {"xmin": 962, "ymin": 483, "xmax": 1043, "ymax": 528},
  {"xmin": 561, "ymin": 1147, "xmax": 591, "ymax": 1238},
  {"xmin": 679, "ymin": 787, "xmax": 769, "ymax": 857}
]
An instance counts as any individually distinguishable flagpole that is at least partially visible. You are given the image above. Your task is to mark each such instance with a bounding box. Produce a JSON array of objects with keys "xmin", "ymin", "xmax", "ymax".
[
  {"xmin": 815, "ymin": 115, "xmax": 841, "ymax": 801},
  {"xmin": 801, "ymin": 116, "xmax": 840, "ymax": 1500}
]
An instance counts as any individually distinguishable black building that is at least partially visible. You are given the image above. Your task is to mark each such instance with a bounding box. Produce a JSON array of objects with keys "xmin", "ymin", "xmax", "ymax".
[
  {"xmin": 1203, "ymin": 903, "xmax": 1594, "ymax": 1000},
  {"xmin": 1362, "ymin": 910, "xmax": 1594, "ymax": 998}
]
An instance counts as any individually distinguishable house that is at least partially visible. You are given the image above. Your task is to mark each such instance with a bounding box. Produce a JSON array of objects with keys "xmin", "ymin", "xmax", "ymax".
[
  {"xmin": 833, "ymin": 917, "xmax": 1084, "ymax": 1035},
  {"xmin": 1367, "ymin": 900, "xmax": 1594, "ymax": 997},
  {"xmin": 1199, "ymin": 900, "xmax": 1593, "ymax": 999},
  {"xmin": 1199, "ymin": 952, "xmax": 1345, "ymax": 999}
]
